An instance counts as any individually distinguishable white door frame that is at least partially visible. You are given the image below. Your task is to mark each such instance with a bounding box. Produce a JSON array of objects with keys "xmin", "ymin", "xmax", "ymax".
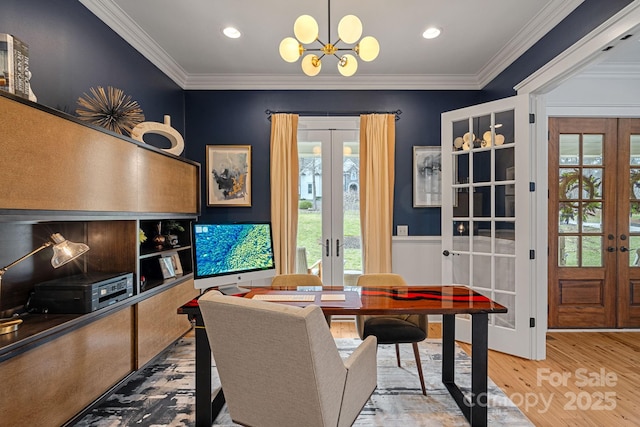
[{"xmin": 515, "ymin": 2, "xmax": 640, "ymax": 357}]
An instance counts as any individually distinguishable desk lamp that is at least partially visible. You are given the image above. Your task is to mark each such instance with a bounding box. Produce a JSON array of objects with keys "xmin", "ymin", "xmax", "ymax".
[{"xmin": 0, "ymin": 233, "xmax": 90, "ymax": 334}]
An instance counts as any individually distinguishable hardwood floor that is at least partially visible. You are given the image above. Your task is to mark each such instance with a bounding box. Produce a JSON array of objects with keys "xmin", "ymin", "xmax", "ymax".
[{"xmin": 330, "ymin": 320, "xmax": 640, "ymax": 426}]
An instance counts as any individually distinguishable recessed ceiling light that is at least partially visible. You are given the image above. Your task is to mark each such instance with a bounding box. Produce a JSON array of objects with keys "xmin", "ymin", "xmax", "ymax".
[
  {"xmin": 223, "ymin": 27, "xmax": 241, "ymax": 39},
  {"xmin": 422, "ymin": 27, "xmax": 441, "ymax": 40}
]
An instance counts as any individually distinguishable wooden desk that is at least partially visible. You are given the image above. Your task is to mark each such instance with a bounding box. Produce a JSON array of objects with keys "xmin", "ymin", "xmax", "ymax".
[{"xmin": 179, "ymin": 285, "xmax": 507, "ymax": 427}]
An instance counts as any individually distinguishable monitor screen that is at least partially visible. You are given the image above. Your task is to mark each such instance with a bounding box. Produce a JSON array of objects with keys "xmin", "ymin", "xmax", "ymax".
[{"xmin": 193, "ymin": 222, "xmax": 276, "ymax": 290}]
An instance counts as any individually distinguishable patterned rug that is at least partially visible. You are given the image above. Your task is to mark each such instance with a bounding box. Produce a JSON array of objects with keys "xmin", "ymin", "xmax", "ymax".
[{"xmin": 73, "ymin": 336, "xmax": 533, "ymax": 426}]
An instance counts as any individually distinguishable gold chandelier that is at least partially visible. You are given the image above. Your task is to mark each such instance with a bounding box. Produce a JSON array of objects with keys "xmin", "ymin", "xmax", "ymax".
[{"xmin": 279, "ymin": 1, "xmax": 379, "ymax": 77}]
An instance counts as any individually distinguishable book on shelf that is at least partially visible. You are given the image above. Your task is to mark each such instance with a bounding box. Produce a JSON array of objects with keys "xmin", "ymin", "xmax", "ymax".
[
  {"xmin": 0, "ymin": 33, "xmax": 14, "ymax": 95},
  {"xmin": 0, "ymin": 33, "xmax": 36, "ymax": 101}
]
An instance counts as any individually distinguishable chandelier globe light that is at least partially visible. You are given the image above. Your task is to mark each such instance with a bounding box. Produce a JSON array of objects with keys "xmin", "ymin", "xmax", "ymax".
[{"xmin": 279, "ymin": 1, "xmax": 379, "ymax": 77}]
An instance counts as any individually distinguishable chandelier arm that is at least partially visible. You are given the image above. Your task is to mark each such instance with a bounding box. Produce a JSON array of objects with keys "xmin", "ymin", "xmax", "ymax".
[
  {"xmin": 327, "ymin": 0, "xmax": 331, "ymax": 44},
  {"xmin": 315, "ymin": 38, "xmax": 327, "ymax": 48}
]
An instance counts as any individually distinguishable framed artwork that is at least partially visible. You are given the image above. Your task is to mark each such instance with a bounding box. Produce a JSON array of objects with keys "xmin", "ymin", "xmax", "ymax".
[
  {"xmin": 170, "ymin": 252, "xmax": 183, "ymax": 275},
  {"xmin": 206, "ymin": 145, "xmax": 251, "ymax": 206},
  {"xmin": 158, "ymin": 256, "xmax": 176, "ymax": 279},
  {"xmin": 413, "ymin": 146, "xmax": 442, "ymax": 207}
]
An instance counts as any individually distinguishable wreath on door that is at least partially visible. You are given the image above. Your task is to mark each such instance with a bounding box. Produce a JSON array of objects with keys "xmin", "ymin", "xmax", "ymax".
[
  {"xmin": 558, "ymin": 169, "xmax": 601, "ymax": 224},
  {"xmin": 629, "ymin": 169, "xmax": 640, "ymax": 215}
]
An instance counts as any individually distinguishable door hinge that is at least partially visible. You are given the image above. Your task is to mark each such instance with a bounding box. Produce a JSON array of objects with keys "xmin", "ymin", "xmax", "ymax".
[
  {"xmin": 530, "ymin": 317, "xmax": 536, "ymax": 328},
  {"xmin": 529, "ymin": 249, "xmax": 535, "ymax": 259},
  {"xmin": 529, "ymin": 182, "xmax": 535, "ymax": 192},
  {"xmin": 529, "ymin": 113, "xmax": 535, "ymax": 124}
]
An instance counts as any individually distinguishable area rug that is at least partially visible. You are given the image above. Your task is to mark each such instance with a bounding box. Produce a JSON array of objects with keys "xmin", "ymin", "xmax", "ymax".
[{"xmin": 72, "ymin": 336, "xmax": 533, "ymax": 427}]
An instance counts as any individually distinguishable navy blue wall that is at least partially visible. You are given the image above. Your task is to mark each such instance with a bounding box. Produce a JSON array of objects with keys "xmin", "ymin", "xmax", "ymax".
[
  {"xmin": 0, "ymin": 0, "xmax": 185, "ymax": 139},
  {"xmin": 186, "ymin": 0, "xmax": 633, "ymax": 235},
  {"xmin": 483, "ymin": 0, "xmax": 634, "ymax": 99},
  {"xmin": 185, "ymin": 90, "xmax": 485, "ymax": 235},
  {"xmin": 2, "ymin": 0, "xmax": 633, "ymax": 235}
]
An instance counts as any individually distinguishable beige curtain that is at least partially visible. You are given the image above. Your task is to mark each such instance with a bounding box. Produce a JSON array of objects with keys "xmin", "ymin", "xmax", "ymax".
[
  {"xmin": 359, "ymin": 114, "xmax": 395, "ymax": 273},
  {"xmin": 270, "ymin": 113, "xmax": 299, "ymax": 274}
]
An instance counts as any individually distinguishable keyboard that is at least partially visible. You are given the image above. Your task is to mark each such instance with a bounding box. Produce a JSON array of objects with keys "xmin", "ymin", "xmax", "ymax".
[{"xmin": 252, "ymin": 294, "xmax": 316, "ymax": 302}]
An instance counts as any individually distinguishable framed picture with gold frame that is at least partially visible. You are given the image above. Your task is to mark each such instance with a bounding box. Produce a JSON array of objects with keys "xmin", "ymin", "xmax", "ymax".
[{"xmin": 206, "ymin": 145, "xmax": 251, "ymax": 206}]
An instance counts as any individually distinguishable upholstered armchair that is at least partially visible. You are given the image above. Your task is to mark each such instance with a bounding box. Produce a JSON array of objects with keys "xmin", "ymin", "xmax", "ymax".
[
  {"xmin": 355, "ymin": 273, "xmax": 428, "ymax": 395},
  {"xmin": 198, "ymin": 291, "xmax": 377, "ymax": 427}
]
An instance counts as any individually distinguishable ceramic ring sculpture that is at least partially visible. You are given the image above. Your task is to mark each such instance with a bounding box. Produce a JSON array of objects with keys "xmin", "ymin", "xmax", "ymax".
[{"xmin": 131, "ymin": 115, "xmax": 185, "ymax": 156}]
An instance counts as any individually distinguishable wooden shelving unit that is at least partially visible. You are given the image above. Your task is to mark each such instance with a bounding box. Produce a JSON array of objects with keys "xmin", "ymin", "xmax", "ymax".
[{"xmin": 0, "ymin": 93, "xmax": 201, "ymax": 426}]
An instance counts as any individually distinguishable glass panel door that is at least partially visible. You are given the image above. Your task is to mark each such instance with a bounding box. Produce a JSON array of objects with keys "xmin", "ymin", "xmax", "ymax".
[
  {"xmin": 297, "ymin": 118, "xmax": 361, "ymax": 286},
  {"xmin": 442, "ymin": 95, "xmax": 532, "ymax": 359},
  {"xmin": 548, "ymin": 118, "xmax": 617, "ymax": 328}
]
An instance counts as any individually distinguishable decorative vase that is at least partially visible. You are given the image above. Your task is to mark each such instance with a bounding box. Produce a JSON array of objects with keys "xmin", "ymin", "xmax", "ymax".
[{"xmin": 152, "ymin": 222, "xmax": 166, "ymax": 250}]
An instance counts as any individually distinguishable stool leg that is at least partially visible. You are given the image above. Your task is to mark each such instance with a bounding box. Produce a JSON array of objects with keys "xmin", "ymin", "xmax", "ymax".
[
  {"xmin": 412, "ymin": 342, "xmax": 427, "ymax": 395},
  {"xmin": 395, "ymin": 343, "xmax": 401, "ymax": 367}
]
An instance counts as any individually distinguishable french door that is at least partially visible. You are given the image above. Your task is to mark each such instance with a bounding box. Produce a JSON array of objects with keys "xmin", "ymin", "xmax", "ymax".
[
  {"xmin": 548, "ymin": 117, "xmax": 640, "ymax": 328},
  {"xmin": 297, "ymin": 118, "xmax": 362, "ymax": 286},
  {"xmin": 441, "ymin": 95, "xmax": 535, "ymax": 359}
]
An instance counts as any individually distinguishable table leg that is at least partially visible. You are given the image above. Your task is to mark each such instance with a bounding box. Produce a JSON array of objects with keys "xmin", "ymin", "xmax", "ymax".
[
  {"xmin": 470, "ymin": 313, "xmax": 488, "ymax": 427},
  {"xmin": 442, "ymin": 314, "xmax": 455, "ymax": 383},
  {"xmin": 442, "ymin": 313, "xmax": 488, "ymax": 427}
]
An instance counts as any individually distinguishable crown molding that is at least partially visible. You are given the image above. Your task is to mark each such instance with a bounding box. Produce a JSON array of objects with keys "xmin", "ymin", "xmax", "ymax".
[
  {"xmin": 516, "ymin": 1, "xmax": 640, "ymax": 94},
  {"xmin": 79, "ymin": 0, "xmax": 189, "ymax": 87},
  {"xmin": 476, "ymin": 0, "xmax": 585, "ymax": 87},
  {"xmin": 81, "ymin": 0, "xmax": 583, "ymax": 91},
  {"xmin": 578, "ymin": 62, "xmax": 640, "ymax": 79},
  {"xmin": 182, "ymin": 74, "xmax": 483, "ymax": 91}
]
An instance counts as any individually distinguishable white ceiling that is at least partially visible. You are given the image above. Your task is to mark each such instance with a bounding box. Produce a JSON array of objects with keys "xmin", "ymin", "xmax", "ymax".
[{"xmin": 79, "ymin": 0, "xmax": 636, "ymax": 90}]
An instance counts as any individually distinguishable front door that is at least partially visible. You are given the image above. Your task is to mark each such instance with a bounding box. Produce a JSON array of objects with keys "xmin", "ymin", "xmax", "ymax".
[
  {"xmin": 441, "ymin": 95, "xmax": 535, "ymax": 359},
  {"xmin": 548, "ymin": 117, "xmax": 640, "ymax": 328},
  {"xmin": 297, "ymin": 117, "xmax": 362, "ymax": 286}
]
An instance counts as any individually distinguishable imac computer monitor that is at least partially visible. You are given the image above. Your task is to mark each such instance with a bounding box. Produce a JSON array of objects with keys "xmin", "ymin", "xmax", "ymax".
[{"xmin": 193, "ymin": 222, "xmax": 276, "ymax": 292}]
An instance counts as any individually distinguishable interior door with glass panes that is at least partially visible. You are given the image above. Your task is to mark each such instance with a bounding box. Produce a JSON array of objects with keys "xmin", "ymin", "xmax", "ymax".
[{"xmin": 442, "ymin": 95, "xmax": 533, "ymax": 359}]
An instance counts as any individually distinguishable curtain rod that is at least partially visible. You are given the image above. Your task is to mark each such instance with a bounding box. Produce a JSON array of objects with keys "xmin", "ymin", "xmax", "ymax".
[{"xmin": 265, "ymin": 109, "xmax": 402, "ymax": 121}]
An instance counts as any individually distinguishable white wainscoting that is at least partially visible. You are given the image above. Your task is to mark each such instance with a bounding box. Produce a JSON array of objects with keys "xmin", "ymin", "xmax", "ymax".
[
  {"xmin": 392, "ymin": 236, "xmax": 442, "ymax": 285},
  {"xmin": 392, "ymin": 235, "xmax": 443, "ymax": 323}
]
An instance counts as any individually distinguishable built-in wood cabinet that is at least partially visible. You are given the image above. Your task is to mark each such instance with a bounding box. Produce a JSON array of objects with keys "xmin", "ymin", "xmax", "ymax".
[
  {"xmin": 1, "ymin": 307, "xmax": 135, "ymax": 426},
  {"xmin": 137, "ymin": 279, "xmax": 199, "ymax": 367},
  {"xmin": 0, "ymin": 93, "xmax": 201, "ymax": 426}
]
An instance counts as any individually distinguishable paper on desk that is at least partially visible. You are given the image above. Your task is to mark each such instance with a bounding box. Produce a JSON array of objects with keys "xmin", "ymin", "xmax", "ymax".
[{"xmin": 321, "ymin": 294, "xmax": 346, "ymax": 301}]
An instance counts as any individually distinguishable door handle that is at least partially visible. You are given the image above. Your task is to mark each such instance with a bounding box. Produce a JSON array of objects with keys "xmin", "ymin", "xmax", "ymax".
[
  {"xmin": 336, "ymin": 239, "xmax": 340, "ymax": 257},
  {"xmin": 443, "ymin": 250, "xmax": 450, "ymax": 256},
  {"xmin": 325, "ymin": 239, "xmax": 330, "ymax": 257},
  {"xmin": 620, "ymin": 246, "xmax": 629, "ymax": 252},
  {"xmin": 607, "ymin": 246, "xmax": 617, "ymax": 252}
]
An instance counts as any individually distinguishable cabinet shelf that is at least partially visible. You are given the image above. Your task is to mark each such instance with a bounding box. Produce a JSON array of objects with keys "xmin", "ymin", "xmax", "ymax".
[{"xmin": 139, "ymin": 245, "xmax": 192, "ymax": 259}]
